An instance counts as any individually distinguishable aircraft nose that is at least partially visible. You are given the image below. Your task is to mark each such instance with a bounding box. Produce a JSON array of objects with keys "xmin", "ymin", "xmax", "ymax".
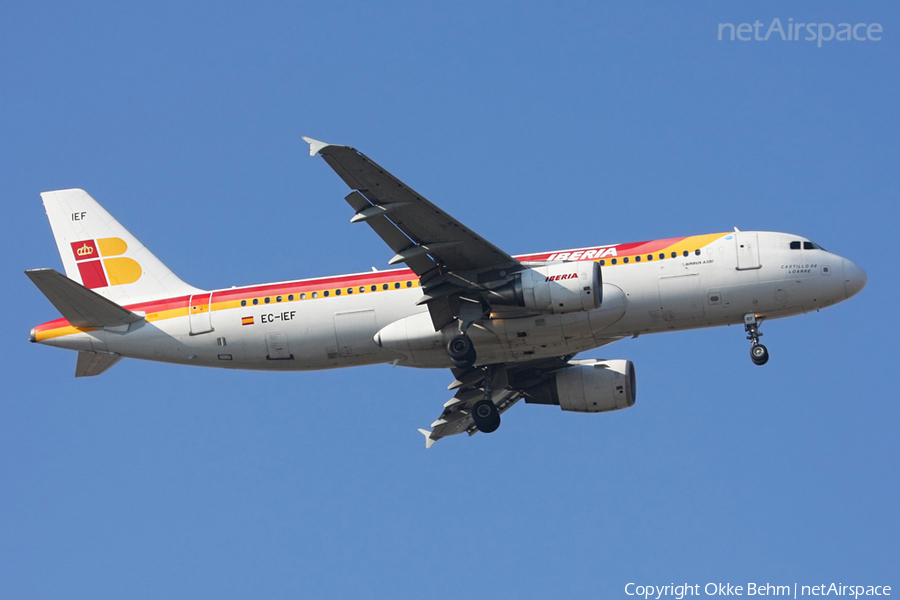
[{"xmin": 842, "ymin": 258, "xmax": 867, "ymax": 299}]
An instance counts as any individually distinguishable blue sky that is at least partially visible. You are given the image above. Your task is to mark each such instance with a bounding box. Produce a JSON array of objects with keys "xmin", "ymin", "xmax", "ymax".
[{"xmin": 2, "ymin": 2, "xmax": 897, "ymax": 598}]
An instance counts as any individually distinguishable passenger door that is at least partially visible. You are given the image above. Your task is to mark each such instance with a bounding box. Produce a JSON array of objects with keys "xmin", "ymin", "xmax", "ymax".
[
  {"xmin": 188, "ymin": 293, "xmax": 214, "ymax": 335},
  {"xmin": 735, "ymin": 232, "xmax": 761, "ymax": 270}
]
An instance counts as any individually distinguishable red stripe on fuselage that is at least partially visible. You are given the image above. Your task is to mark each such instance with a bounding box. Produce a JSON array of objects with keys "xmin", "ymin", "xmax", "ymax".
[
  {"xmin": 515, "ymin": 237, "xmax": 688, "ymax": 262},
  {"xmin": 33, "ymin": 234, "xmax": 723, "ymax": 332}
]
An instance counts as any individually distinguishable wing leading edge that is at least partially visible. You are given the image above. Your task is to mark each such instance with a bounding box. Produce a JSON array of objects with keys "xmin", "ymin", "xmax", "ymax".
[{"xmin": 303, "ymin": 137, "xmax": 523, "ymax": 330}]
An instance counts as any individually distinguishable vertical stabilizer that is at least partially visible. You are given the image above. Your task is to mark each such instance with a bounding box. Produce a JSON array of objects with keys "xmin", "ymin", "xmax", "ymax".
[{"xmin": 40, "ymin": 189, "xmax": 201, "ymax": 304}]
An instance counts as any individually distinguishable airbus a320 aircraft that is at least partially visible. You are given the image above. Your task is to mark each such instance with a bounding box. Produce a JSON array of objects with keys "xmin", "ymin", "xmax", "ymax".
[{"xmin": 27, "ymin": 138, "xmax": 867, "ymax": 446}]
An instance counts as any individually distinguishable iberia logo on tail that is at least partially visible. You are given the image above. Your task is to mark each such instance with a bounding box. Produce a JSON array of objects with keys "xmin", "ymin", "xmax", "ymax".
[{"xmin": 70, "ymin": 237, "xmax": 142, "ymax": 289}]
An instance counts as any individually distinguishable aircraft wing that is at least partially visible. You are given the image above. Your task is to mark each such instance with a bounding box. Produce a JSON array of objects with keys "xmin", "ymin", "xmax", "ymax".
[
  {"xmin": 304, "ymin": 137, "xmax": 524, "ymax": 330},
  {"xmin": 418, "ymin": 336, "xmax": 628, "ymax": 447},
  {"xmin": 419, "ymin": 356, "xmax": 573, "ymax": 447}
]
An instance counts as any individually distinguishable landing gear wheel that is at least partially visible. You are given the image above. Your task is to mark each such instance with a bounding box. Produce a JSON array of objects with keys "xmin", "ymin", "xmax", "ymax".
[
  {"xmin": 471, "ymin": 399, "xmax": 500, "ymax": 433},
  {"xmin": 750, "ymin": 344, "xmax": 769, "ymax": 366},
  {"xmin": 447, "ymin": 334, "xmax": 476, "ymax": 369},
  {"xmin": 744, "ymin": 314, "xmax": 769, "ymax": 366}
]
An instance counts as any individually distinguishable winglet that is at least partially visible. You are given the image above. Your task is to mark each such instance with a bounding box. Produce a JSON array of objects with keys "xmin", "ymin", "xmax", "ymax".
[
  {"xmin": 301, "ymin": 136, "xmax": 331, "ymax": 157},
  {"xmin": 418, "ymin": 428, "xmax": 437, "ymax": 449}
]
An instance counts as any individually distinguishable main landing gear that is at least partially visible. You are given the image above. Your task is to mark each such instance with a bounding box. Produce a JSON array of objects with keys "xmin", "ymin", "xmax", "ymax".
[
  {"xmin": 744, "ymin": 313, "xmax": 769, "ymax": 366},
  {"xmin": 447, "ymin": 303, "xmax": 499, "ymax": 433},
  {"xmin": 470, "ymin": 365, "xmax": 500, "ymax": 433},
  {"xmin": 447, "ymin": 299, "xmax": 484, "ymax": 369},
  {"xmin": 472, "ymin": 399, "xmax": 500, "ymax": 433},
  {"xmin": 447, "ymin": 334, "xmax": 476, "ymax": 369}
]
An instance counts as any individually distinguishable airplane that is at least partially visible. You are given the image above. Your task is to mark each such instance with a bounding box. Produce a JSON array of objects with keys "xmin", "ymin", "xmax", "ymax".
[{"xmin": 26, "ymin": 138, "xmax": 867, "ymax": 447}]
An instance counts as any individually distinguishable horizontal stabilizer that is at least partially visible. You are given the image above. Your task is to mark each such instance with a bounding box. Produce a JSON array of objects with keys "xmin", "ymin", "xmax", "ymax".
[
  {"xmin": 25, "ymin": 268, "xmax": 144, "ymax": 328},
  {"xmin": 76, "ymin": 351, "xmax": 123, "ymax": 377}
]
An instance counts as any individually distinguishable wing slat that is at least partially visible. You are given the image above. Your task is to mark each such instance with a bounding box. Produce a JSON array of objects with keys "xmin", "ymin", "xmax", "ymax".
[{"xmin": 312, "ymin": 141, "xmax": 520, "ymax": 276}]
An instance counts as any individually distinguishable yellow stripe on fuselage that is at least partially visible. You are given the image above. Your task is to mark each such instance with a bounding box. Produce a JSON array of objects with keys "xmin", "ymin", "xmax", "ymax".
[
  {"xmin": 35, "ymin": 234, "xmax": 731, "ymax": 340},
  {"xmin": 34, "ymin": 325, "xmax": 97, "ymax": 342}
]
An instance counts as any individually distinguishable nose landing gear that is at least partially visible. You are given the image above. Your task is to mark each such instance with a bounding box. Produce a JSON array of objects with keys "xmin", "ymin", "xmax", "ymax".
[{"xmin": 744, "ymin": 313, "xmax": 769, "ymax": 366}]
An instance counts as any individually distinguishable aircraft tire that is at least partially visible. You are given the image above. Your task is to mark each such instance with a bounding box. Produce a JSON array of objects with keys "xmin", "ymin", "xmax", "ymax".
[
  {"xmin": 471, "ymin": 399, "xmax": 500, "ymax": 433},
  {"xmin": 750, "ymin": 344, "xmax": 769, "ymax": 366},
  {"xmin": 447, "ymin": 334, "xmax": 476, "ymax": 369}
]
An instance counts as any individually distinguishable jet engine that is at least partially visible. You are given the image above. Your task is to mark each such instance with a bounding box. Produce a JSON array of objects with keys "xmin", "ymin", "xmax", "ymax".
[
  {"xmin": 523, "ymin": 359, "xmax": 636, "ymax": 413},
  {"xmin": 491, "ymin": 261, "xmax": 601, "ymax": 315}
]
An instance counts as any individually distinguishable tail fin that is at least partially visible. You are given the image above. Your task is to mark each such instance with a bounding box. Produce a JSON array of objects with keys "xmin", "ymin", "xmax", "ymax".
[{"xmin": 40, "ymin": 189, "xmax": 201, "ymax": 304}]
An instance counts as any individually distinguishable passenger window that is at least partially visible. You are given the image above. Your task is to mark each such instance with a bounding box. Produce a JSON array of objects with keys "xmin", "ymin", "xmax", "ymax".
[
  {"xmin": 347, "ymin": 288, "xmax": 352, "ymax": 294},
  {"xmin": 671, "ymin": 252, "xmax": 677, "ymax": 258},
  {"xmin": 383, "ymin": 284, "xmax": 389, "ymax": 290},
  {"xmin": 635, "ymin": 255, "xmax": 641, "ymax": 262},
  {"xmin": 623, "ymin": 257, "xmax": 629, "ymax": 263},
  {"xmin": 611, "ymin": 258, "xmax": 617, "ymax": 265},
  {"xmin": 371, "ymin": 285, "xmax": 377, "ymax": 292},
  {"xmin": 660, "ymin": 253, "xmax": 665, "ymax": 260},
  {"xmin": 406, "ymin": 281, "xmax": 412, "ymax": 287},
  {"xmin": 335, "ymin": 289, "xmax": 341, "ymax": 296},
  {"xmin": 241, "ymin": 300, "xmax": 247, "ymax": 307},
  {"xmin": 276, "ymin": 296, "xmax": 282, "ymax": 302},
  {"xmin": 289, "ymin": 294, "xmax": 294, "ymax": 301},
  {"xmin": 311, "ymin": 292, "xmax": 317, "ymax": 299},
  {"xmin": 359, "ymin": 287, "xmax": 365, "ymax": 293},
  {"xmin": 694, "ymin": 249, "xmax": 701, "ymax": 255},
  {"xmin": 300, "ymin": 293, "xmax": 306, "ymax": 300},
  {"xmin": 253, "ymin": 299, "xmax": 259, "ymax": 305},
  {"xmin": 683, "ymin": 250, "xmax": 689, "ymax": 257},
  {"xmin": 600, "ymin": 260, "xmax": 605, "ymax": 266},
  {"xmin": 324, "ymin": 291, "xmax": 330, "ymax": 297},
  {"xmin": 647, "ymin": 255, "xmax": 653, "ymax": 261},
  {"xmin": 790, "ymin": 241, "xmax": 801, "ymax": 250},
  {"xmin": 394, "ymin": 282, "xmax": 400, "ymax": 289}
]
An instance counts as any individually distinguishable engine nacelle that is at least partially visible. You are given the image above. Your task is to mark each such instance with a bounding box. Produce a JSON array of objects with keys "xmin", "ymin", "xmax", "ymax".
[
  {"xmin": 524, "ymin": 359, "xmax": 636, "ymax": 413},
  {"xmin": 493, "ymin": 261, "xmax": 601, "ymax": 315}
]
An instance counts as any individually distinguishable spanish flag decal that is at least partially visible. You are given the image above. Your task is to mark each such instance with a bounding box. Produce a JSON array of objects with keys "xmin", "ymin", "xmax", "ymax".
[{"xmin": 241, "ymin": 316, "xmax": 254, "ymax": 326}]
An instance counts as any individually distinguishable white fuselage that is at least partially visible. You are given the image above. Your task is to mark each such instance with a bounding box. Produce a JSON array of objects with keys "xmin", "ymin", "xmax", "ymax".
[{"xmin": 35, "ymin": 231, "xmax": 865, "ymax": 370}]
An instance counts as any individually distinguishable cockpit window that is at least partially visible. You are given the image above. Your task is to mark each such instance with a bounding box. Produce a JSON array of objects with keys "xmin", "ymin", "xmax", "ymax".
[
  {"xmin": 804, "ymin": 241, "xmax": 826, "ymax": 250},
  {"xmin": 790, "ymin": 241, "xmax": 801, "ymax": 250}
]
